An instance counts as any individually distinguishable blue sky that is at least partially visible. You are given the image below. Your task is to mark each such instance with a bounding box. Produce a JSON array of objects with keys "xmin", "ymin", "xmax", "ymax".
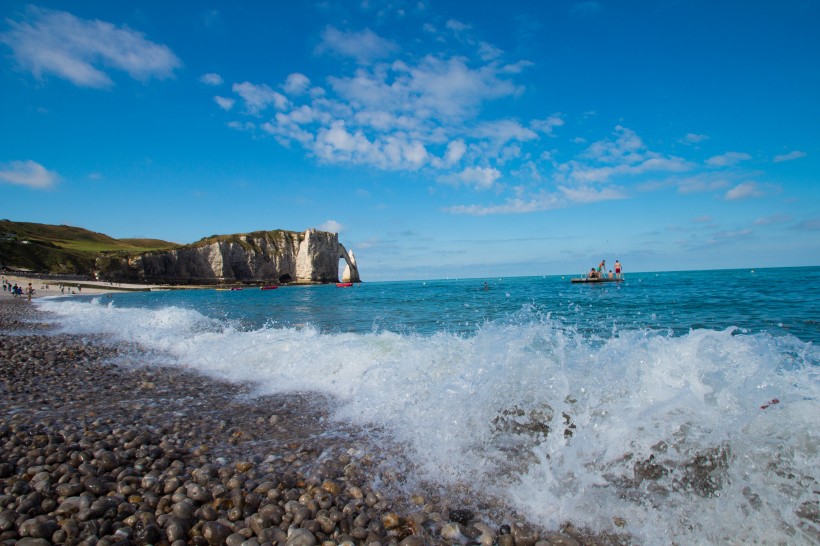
[{"xmin": 1, "ymin": 1, "xmax": 818, "ymax": 281}]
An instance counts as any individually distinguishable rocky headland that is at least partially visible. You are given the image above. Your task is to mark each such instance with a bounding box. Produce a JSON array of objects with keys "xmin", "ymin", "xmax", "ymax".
[{"xmin": 98, "ymin": 229, "xmax": 360, "ymax": 286}]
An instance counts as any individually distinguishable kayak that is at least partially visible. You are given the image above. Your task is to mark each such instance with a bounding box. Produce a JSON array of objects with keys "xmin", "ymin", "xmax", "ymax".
[
  {"xmin": 336, "ymin": 282, "xmax": 353, "ymax": 287},
  {"xmin": 260, "ymin": 285, "xmax": 278, "ymax": 290}
]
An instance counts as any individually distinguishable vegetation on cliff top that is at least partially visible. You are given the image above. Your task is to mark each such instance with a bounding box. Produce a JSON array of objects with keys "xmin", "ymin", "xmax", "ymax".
[
  {"xmin": 0, "ymin": 221, "xmax": 306, "ymax": 275},
  {"xmin": 0, "ymin": 220, "xmax": 179, "ymax": 274}
]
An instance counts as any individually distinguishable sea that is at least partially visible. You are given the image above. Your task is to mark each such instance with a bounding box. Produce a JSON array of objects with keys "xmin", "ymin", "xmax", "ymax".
[{"xmin": 36, "ymin": 266, "xmax": 820, "ymax": 544}]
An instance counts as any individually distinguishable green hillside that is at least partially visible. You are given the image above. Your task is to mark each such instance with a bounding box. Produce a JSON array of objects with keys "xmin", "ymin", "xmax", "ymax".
[{"xmin": 0, "ymin": 220, "xmax": 179, "ymax": 274}]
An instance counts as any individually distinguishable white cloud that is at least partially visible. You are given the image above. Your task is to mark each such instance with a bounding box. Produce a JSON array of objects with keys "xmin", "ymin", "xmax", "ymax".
[
  {"xmin": 454, "ymin": 166, "xmax": 501, "ymax": 190},
  {"xmin": 319, "ymin": 220, "xmax": 343, "ymax": 233},
  {"xmin": 200, "ymin": 73, "xmax": 223, "ymax": 86},
  {"xmin": 317, "ymin": 26, "xmax": 397, "ymax": 64},
  {"xmin": 445, "ymin": 192, "xmax": 563, "ymax": 215},
  {"xmin": 559, "ymin": 185, "xmax": 627, "ymax": 203},
  {"xmin": 232, "ymin": 82, "xmax": 288, "ymax": 114},
  {"xmin": 478, "ymin": 42, "xmax": 503, "ymax": 61},
  {"xmin": 283, "ymin": 73, "xmax": 311, "ymax": 95},
  {"xmin": 725, "ymin": 181, "xmax": 764, "ymax": 200},
  {"xmin": 474, "ymin": 120, "xmax": 539, "ymax": 150},
  {"xmin": 227, "ymin": 121, "xmax": 256, "ymax": 132},
  {"xmin": 312, "ymin": 121, "xmax": 429, "ymax": 170},
  {"xmin": 530, "ymin": 115, "xmax": 564, "ymax": 136},
  {"xmin": 581, "ymin": 125, "xmax": 645, "ymax": 164},
  {"xmin": 446, "ymin": 19, "xmax": 470, "ymax": 32},
  {"xmin": 0, "ymin": 160, "xmax": 58, "ymax": 189},
  {"xmin": 773, "ymin": 150, "xmax": 807, "ymax": 163},
  {"xmin": 754, "ymin": 214, "xmax": 791, "ymax": 225},
  {"xmin": 401, "ymin": 56, "xmax": 522, "ymax": 120},
  {"xmin": 679, "ymin": 133, "xmax": 709, "ymax": 145},
  {"xmin": 444, "ymin": 140, "xmax": 467, "ymax": 165},
  {"xmin": 675, "ymin": 174, "xmax": 730, "ymax": 194},
  {"xmin": 214, "ymin": 96, "xmax": 235, "ymax": 110},
  {"xmin": 0, "ymin": 7, "xmax": 181, "ymax": 88},
  {"xmin": 326, "ymin": 55, "xmax": 522, "ymax": 123},
  {"xmin": 706, "ymin": 151, "xmax": 752, "ymax": 167}
]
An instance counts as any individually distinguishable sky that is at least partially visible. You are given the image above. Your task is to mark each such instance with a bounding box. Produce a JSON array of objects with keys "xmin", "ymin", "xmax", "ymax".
[{"xmin": 1, "ymin": 1, "xmax": 818, "ymax": 281}]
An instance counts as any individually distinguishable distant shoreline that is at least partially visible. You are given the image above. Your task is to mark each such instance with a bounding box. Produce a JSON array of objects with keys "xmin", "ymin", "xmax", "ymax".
[{"xmin": 0, "ymin": 274, "xmax": 166, "ymax": 298}]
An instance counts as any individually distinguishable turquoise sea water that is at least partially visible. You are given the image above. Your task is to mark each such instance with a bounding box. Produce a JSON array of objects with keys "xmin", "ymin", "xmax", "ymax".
[{"xmin": 37, "ymin": 267, "xmax": 820, "ymax": 544}]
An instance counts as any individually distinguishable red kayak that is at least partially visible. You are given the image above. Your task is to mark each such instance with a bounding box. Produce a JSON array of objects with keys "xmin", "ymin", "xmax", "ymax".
[
  {"xmin": 260, "ymin": 285, "xmax": 278, "ymax": 290},
  {"xmin": 336, "ymin": 282, "xmax": 353, "ymax": 287}
]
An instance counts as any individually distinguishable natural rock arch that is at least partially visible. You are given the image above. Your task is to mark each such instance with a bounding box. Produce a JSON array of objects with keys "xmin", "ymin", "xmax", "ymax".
[
  {"xmin": 339, "ymin": 245, "xmax": 360, "ymax": 283},
  {"xmin": 295, "ymin": 229, "xmax": 361, "ymax": 283}
]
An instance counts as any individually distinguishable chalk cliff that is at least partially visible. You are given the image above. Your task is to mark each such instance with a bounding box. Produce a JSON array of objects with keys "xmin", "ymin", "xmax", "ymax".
[{"xmin": 97, "ymin": 229, "xmax": 360, "ymax": 284}]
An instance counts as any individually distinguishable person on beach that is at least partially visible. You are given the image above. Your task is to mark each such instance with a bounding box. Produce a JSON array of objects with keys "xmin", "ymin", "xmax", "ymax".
[
  {"xmin": 614, "ymin": 260, "xmax": 622, "ymax": 279},
  {"xmin": 26, "ymin": 283, "xmax": 34, "ymax": 301}
]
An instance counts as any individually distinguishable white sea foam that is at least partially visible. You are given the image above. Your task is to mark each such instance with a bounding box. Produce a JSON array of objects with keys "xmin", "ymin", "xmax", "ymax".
[{"xmin": 37, "ymin": 298, "xmax": 820, "ymax": 544}]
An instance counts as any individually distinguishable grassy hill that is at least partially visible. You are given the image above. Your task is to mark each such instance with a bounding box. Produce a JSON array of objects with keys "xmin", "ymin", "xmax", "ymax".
[{"xmin": 0, "ymin": 220, "xmax": 179, "ymax": 274}]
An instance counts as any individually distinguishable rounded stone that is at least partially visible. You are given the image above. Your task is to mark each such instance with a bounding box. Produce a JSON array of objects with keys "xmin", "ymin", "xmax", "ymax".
[
  {"xmin": 15, "ymin": 538, "xmax": 51, "ymax": 546},
  {"xmin": 202, "ymin": 521, "xmax": 233, "ymax": 546},
  {"xmin": 0, "ymin": 510, "xmax": 16, "ymax": 531},
  {"xmin": 441, "ymin": 522, "xmax": 466, "ymax": 542},
  {"xmin": 236, "ymin": 461, "xmax": 254, "ymax": 473},
  {"xmin": 226, "ymin": 532, "xmax": 246, "ymax": 546},
  {"xmin": 173, "ymin": 501, "xmax": 194, "ymax": 520},
  {"xmin": 511, "ymin": 522, "xmax": 539, "ymax": 546},
  {"xmin": 286, "ymin": 528, "xmax": 317, "ymax": 546}
]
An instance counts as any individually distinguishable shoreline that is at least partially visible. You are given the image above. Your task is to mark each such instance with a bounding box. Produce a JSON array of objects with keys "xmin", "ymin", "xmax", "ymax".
[
  {"xmin": 1, "ymin": 275, "xmax": 165, "ymax": 299},
  {"xmin": 0, "ymin": 299, "xmax": 621, "ymax": 546},
  {"xmin": 0, "ymin": 274, "xmax": 361, "ymax": 300}
]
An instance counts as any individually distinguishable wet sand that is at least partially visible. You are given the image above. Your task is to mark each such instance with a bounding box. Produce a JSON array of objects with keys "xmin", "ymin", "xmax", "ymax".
[{"xmin": 0, "ymin": 298, "xmax": 623, "ymax": 545}]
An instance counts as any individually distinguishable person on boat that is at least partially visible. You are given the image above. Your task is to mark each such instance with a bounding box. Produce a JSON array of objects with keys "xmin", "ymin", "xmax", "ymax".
[
  {"xmin": 614, "ymin": 260, "xmax": 622, "ymax": 279},
  {"xmin": 608, "ymin": 270, "xmax": 614, "ymax": 279},
  {"xmin": 588, "ymin": 268, "xmax": 598, "ymax": 279},
  {"xmin": 598, "ymin": 260, "xmax": 606, "ymax": 275}
]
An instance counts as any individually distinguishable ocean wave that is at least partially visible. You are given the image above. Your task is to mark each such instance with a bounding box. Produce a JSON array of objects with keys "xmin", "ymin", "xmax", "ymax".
[{"xmin": 36, "ymin": 297, "xmax": 820, "ymax": 543}]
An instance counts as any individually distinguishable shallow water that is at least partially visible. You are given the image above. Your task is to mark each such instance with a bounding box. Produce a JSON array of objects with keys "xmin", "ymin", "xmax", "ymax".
[{"xmin": 37, "ymin": 267, "xmax": 820, "ymax": 543}]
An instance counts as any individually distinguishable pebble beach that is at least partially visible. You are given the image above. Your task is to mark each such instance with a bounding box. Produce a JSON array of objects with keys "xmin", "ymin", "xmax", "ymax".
[{"xmin": 0, "ymin": 296, "xmax": 619, "ymax": 546}]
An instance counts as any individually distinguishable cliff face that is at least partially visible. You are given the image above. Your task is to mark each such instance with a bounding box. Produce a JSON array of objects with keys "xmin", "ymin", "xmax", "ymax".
[{"xmin": 97, "ymin": 229, "xmax": 360, "ymax": 284}]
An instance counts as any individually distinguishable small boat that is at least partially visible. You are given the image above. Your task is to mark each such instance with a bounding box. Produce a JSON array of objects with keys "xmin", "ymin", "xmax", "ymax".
[
  {"xmin": 260, "ymin": 285, "xmax": 278, "ymax": 290},
  {"xmin": 571, "ymin": 277, "xmax": 623, "ymax": 284},
  {"xmin": 336, "ymin": 282, "xmax": 353, "ymax": 288},
  {"xmin": 230, "ymin": 287, "xmax": 243, "ymax": 291}
]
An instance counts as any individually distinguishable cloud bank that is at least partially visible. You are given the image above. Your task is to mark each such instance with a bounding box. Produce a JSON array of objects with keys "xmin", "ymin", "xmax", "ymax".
[{"xmin": 1, "ymin": 6, "xmax": 181, "ymax": 88}]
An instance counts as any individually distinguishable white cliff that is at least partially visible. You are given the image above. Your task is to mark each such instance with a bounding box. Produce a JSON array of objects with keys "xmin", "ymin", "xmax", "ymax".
[{"xmin": 100, "ymin": 229, "xmax": 360, "ymax": 284}]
